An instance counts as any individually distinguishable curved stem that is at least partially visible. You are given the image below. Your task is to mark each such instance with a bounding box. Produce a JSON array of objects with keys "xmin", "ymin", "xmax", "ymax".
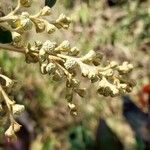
[
  {"xmin": 0, "ymin": 84, "xmax": 16, "ymax": 128},
  {"xmin": 11, "ymin": 0, "xmax": 21, "ymax": 15},
  {"xmin": 0, "ymin": 0, "xmax": 20, "ymax": 23}
]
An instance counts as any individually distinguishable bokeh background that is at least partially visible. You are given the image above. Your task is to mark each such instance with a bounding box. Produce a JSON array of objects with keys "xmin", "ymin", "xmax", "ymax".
[{"xmin": 0, "ymin": 0, "xmax": 150, "ymax": 150}]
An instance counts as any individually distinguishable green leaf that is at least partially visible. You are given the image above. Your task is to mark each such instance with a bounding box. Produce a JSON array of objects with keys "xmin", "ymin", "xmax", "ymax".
[{"xmin": 0, "ymin": 27, "xmax": 12, "ymax": 43}]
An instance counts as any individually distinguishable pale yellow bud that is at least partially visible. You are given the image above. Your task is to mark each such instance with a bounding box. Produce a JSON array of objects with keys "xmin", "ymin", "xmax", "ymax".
[
  {"xmin": 46, "ymin": 23, "xmax": 56, "ymax": 34},
  {"xmin": 11, "ymin": 32, "xmax": 21, "ymax": 43},
  {"xmin": 12, "ymin": 104, "xmax": 25, "ymax": 115},
  {"xmin": 40, "ymin": 6, "xmax": 51, "ymax": 16},
  {"xmin": 55, "ymin": 40, "xmax": 71, "ymax": 52}
]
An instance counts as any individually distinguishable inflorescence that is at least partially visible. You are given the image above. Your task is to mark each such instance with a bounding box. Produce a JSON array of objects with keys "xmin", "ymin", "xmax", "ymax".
[{"xmin": 0, "ymin": 0, "xmax": 135, "ymax": 139}]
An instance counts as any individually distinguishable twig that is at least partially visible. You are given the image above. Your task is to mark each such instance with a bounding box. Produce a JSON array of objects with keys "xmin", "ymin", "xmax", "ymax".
[{"xmin": 0, "ymin": 44, "xmax": 25, "ymax": 54}]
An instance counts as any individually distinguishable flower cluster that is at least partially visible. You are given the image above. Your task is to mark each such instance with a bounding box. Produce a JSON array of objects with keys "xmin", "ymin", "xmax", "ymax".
[
  {"xmin": 25, "ymin": 40, "xmax": 135, "ymax": 115},
  {"xmin": 0, "ymin": 73, "xmax": 24, "ymax": 140},
  {"xmin": 0, "ymin": 0, "xmax": 135, "ymax": 139},
  {"xmin": 0, "ymin": 0, "xmax": 71, "ymax": 47}
]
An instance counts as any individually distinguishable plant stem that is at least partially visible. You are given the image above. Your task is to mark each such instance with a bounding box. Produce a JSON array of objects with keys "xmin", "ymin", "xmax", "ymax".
[
  {"xmin": 0, "ymin": 0, "xmax": 20, "ymax": 23},
  {"xmin": 0, "ymin": 84, "xmax": 17, "ymax": 127},
  {"xmin": 0, "ymin": 44, "xmax": 25, "ymax": 54}
]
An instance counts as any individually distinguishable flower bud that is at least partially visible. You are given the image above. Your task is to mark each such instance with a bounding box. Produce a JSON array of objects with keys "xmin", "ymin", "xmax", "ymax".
[
  {"xmin": 65, "ymin": 92, "xmax": 73, "ymax": 102},
  {"xmin": 42, "ymin": 40, "xmax": 56, "ymax": 53},
  {"xmin": 0, "ymin": 74, "xmax": 14, "ymax": 88},
  {"xmin": 70, "ymin": 110, "xmax": 77, "ymax": 116},
  {"xmin": 11, "ymin": 32, "xmax": 21, "ymax": 43},
  {"xmin": 117, "ymin": 62, "xmax": 133, "ymax": 74},
  {"xmin": 81, "ymin": 65, "xmax": 89, "ymax": 77},
  {"xmin": 97, "ymin": 77, "xmax": 119, "ymax": 96},
  {"xmin": 88, "ymin": 71, "xmax": 98, "ymax": 79},
  {"xmin": 66, "ymin": 79, "xmax": 79, "ymax": 88},
  {"xmin": 12, "ymin": 104, "xmax": 25, "ymax": 115},
  {"xmin": 40, "ymin": 6, "xmax": 51, "ymax": 16},
  {"xmin": 39, "ymin": 48, "xmax": 46, "ymax": 62},
  {"xmin": 69, "ymin": 47, "xmax": 79, "ymax": 56},
  {"xmin": 64, "ymin": 59, "xmax": 77, "ymax": 70},
  {"xmin": 20, "ymin": 0, "xmax": 32, "ymax": 7},
  {"xmin": 20, "ymin": 12, "xmax": 33, "ymax": 31},
  {"xmin": 100, "ymin": 69, "xmax": 113, "ymax": 77},
  {"xmin": 46, "ymin": 63, "xmax": 56, "ymax": 74},
  {"xmin": 81, "ymin": 50, "xmax": 96, "ymax": 62},
  {"xmin": 34, "ymin": 41, "xmax": 43, "ymax": 49},
  {"xmin": 25, "ymin": 52, "xmax": 39, "ymax": 63},
  {"xmin": 68, "ymin": 103, "xmax": 77, "ymax": 116},
  {"xmin": 0, "ymin": 104, "xmax": 2, "ymax": 112},
  {"xmin": 56, "ymin": 14, "xmax": 71, "ymax": 29},
  {"xmin": 55, "ymin": 40, "xmax": 71, "ymax": 52},
  {"xmin": 68, "ymin": 103, "xmax": 76, "ymax": 110},
  {"xmin": 46, "ymin": 23, "xmax": 56, "ymax": 34},
  {"xmin": 40, "ymin": 63, "xmax": 47, "ymax": 74},
  {"xmin": 5, "ymin": 126, "xmax": 14, "ymax": 138},
  {"xmin": 75, "ymin": 88, "xmax": 86, "ymax": 97},
  {"xmin": 5, "ymin": 122, "xmax": 21, "ymax": 138},
  {"xmin": 52, "ymin": 71, "xmax": 62, "ymax": 81},
  {"xmin": 110, "ymin": 61, "xmax": 118, "ymax": 68},
  {"xmin": 33, "ymin": 19, "xmax": 45, "ymax": 33},
  {"xmin": 92, "ymin": 52, "xmax": 103, "ymax": 66}
]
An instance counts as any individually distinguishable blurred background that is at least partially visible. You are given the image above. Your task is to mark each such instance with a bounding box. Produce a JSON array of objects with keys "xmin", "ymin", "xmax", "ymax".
[{"xmin": 0, "ymin": 0, "xmax": 150, "ymax": 150}]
